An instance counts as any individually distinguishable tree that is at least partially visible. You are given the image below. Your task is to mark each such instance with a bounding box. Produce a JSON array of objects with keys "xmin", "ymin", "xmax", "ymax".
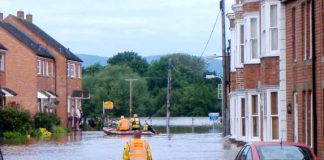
[
  {"xmin": 82, "ymin": 65, "xmax": 153, "ymax": 118},
  {"xmin": 107, "ymin": 51, "xmax": 149, "ymax": 76}
]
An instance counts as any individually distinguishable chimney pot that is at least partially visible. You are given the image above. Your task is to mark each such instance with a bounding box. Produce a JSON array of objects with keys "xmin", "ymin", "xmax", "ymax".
[
  {"xmin": 17, "ymin": 11, "xmax": 24, "ymax": 19},
  {"xmin": 26, "ymin": 14, "xmax": 33, "ymax": 23},
  {"xmin": 0, "ymin": 13, "xmax": 3, "ymax": 22}
]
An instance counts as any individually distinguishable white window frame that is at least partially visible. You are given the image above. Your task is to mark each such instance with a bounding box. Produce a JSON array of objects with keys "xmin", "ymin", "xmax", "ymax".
[
  {"xmin": 67, "ymin": 63, "xmax": 70, "ymax": 77},
  {"xmin": 245, "ymin": 13, "xmax": 260, "ymax": 64},
  {"xmin": 239, "ymin": 97, "xmax": 247, "ymax": 139},
  {"xmin": 67, "ymin": 96, "xmax": 71, "ymax": 113},
  {"xmin": 37, "ymin": 60, "xmax": 42, "ymax": 75},
  {"xmin": 70, "ymin": 63, "xmax": 75, "ymax": 78},
  {"xmin": 236, "ymin": 21, "xmax": 244, "ymax": 68},
  {"xmin": 293, "ymin": 92, "xmax": 298, "ymax": 143},
  {"xmin": 261, "ymin": 5, "xmax": 266, "ymax": 56},
  {"xmin": 303, "ymin": 2, "xmax": 312, "ymax": 60},
  {"xmin": 249, "ymin": 93, "xmax": 260, "ymax": 141},
  {"xmin": 0, "ymin": 53, "xmax": 4, "ymax": 71},
  {"xmin": 266, "ymin": 90, "xmax": 280, "ymax": 141},
  {"xmin": 46, "ymin": 61, "xmax": 49, "ymax": 76},
  {"xmin": 270, "ymin": 4, "xmax": 279, "ymax": 52}
]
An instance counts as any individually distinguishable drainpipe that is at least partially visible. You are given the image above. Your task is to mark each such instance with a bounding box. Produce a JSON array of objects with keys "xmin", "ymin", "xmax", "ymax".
[{"xmin": 311, "ymin": 0, "xmax": 317, "ymax": 155}]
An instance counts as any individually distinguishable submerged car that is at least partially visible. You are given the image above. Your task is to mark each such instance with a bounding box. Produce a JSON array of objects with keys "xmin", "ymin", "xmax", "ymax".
[{"xmin": 235, "ymin": 142, "xmax": 317, "ymax": 160}]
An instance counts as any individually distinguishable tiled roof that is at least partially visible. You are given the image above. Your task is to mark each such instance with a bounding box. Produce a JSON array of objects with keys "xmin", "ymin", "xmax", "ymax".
[
  {"xmin": 0, "ymin": 43, "xmax": 7, "ymax": 51},
  {"xmin": 0, "ymin": 22, "xmax": 54, "ymax": 59},
  {"xmin": 13, "ymin": 16, "xmax": 83, "ymax": 62}
]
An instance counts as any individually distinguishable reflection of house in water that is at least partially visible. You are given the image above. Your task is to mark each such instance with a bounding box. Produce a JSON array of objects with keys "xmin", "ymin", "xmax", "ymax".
[{"xmin": 0, "ymin": 11, "xmax": 89, "ymax": 128}]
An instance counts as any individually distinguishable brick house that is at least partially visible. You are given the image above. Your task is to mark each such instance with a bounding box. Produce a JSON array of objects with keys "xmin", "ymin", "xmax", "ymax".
[
  {"xmin": 283, "ymin": 0, "xmax": 324, "ymax": 158},
  {"xmin": 227, "ymin": 0, "xmax": 287, "ymax": 142},
  {"xmin": 0, "ymin": 11, "xmax": 88, "ymax": 128}
]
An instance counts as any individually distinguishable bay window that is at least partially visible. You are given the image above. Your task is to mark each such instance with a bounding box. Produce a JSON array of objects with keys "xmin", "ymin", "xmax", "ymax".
[
  {"xmin": 37, "ymin": 60, "xmax": 42, "ymax": 75},
  {"xmin": 239, "ymin": 25, "xmax": 244, "ymax": 64},
  {"xmin": 70, "ymin": 63, "xmax": 75, "ymax": 77},
  {"xmin": 251, "ymin": 95, "xmax": 259, "ymax": 137},
  {"xmin": 250, "ymin": 18, "xmax": 259, "ymax": 59}
]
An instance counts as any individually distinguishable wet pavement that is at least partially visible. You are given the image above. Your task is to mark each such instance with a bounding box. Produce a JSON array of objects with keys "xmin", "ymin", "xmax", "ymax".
[{"xmin": 0, "ymin": 126, "xmax": 241, "ymax": 160}]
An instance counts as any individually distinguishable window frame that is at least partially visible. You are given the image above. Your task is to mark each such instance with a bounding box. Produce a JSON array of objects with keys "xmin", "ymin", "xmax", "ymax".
[
  {"xmin": 37, "ymin": 60, "xmax": 42, "ymax": 75},
  {"xmin": 250, "ymin": 94, "xmax": 260, "ymax": 139},
  {"xmin": 0, "ymin": 53, "xmax": 4, "ymax": 71},
  {"xmin": 270, "ymin": 4, "xmax": 279, "ymax": 52},
  {"xmin": 245, "ymin": 14, "xmax": 260, "ymax": 63},
  {"xmin": 70, "ymin": 63, "xmax": 75, "ymax": 78},
  {"xmin": 67, "ymin": 63, "xmax": 70, "ymax": 77},
  {"xmin": 46, "ymin": 61, "xmax": 49, "ymax": 76}
]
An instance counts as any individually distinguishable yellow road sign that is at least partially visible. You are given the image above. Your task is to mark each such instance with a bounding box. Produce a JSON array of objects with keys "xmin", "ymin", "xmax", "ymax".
[{"xmin": 103, "ymin": 101, "xmax": 113, "ymax": 109}]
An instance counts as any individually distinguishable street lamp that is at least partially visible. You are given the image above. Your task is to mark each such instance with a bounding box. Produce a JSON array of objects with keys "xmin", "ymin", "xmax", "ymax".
[{"xmin": 125, "ymin": 79, "xmax": 137, "ymax": 118}]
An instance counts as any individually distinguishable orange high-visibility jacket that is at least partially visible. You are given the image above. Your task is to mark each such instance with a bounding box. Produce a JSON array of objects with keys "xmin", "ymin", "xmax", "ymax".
[
  {"xmin": 123, "ymin": 139, "xmax": 152, "ymax": 160},
  {"xmin": 118, "ymin": 118, "xmax": 130, "ymax": 131}
]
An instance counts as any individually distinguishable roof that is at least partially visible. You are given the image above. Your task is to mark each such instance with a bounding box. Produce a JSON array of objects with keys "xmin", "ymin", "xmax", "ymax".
[
  {"xmin": 0, "ymin": 43, "xmax": 7, "ymax": 51},
  {"xmin": 12, "ymin": 16, "xmax": 83, "ymax": 62},
  {"xmin": 0, "ymin": 22, "xmax": 54, "ymax": 59}
]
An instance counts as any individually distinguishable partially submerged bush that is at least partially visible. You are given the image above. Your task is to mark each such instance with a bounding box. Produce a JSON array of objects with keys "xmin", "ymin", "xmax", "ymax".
[
  {"xmin": 3, "ymin": 131, "xmax": 27, "ymax": 142},
  {"xmin": 51, "ymin": 125, "xmax": 67, "ymax": 134},
  {"xmin": 0, "ymin": 105, "xmax": 31, "ymax": 134},
  {"xmin": 34, "ymin": 113, "xmax": 60, "ymax": 131}
]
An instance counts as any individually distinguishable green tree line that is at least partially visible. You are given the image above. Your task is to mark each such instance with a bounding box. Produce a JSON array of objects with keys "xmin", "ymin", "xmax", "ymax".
[{"xmin": 82, "ymin": 52, "xmax": 221, "ymax": 118}]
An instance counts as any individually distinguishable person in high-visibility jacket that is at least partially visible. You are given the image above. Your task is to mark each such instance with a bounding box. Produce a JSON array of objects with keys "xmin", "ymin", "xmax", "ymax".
[
  {"xmin": 123, "ymin": 130, "xmax": 152, "ymax": 160},
  {"xmin": 129, "ymin": 114, "xmax": 141, "ymax": 130},
  {"xmin": 117, "ymin": 116, "xmax": 130, "ymax": 131}
]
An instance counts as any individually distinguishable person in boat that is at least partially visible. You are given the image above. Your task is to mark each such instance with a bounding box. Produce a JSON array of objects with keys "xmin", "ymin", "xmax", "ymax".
[
  {"xmin": 123, "ymin": 130, "xmax": 152, "ymax": 160},
  {"xmin": 129, "ymin": 114, "xmax": 141, "ymax": 131},
  {"xmin": 143, "ymin": 120, "xmax": 156, "ymax": 134},
  {"xmin": 117, "ymin": 116, "xmax": 130, "ymax": 131}
]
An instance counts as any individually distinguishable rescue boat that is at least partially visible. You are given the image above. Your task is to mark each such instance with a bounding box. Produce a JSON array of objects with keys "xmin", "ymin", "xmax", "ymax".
[{"xmin": 102, "ymin": 127, "xmax": 157, "ymax": 135}]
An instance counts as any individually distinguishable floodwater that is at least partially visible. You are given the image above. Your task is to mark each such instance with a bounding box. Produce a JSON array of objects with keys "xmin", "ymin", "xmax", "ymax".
[{"xmin": 0, "ymin": 119, "xmax": 240, "ymax": 160}]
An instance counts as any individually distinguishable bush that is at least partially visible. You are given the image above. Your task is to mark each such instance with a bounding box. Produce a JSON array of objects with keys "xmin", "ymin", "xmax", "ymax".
[
  {"xmin": 51, "ymin": 125, "xmax": 67, "ymax": 134},
  {"xmin": 3, "ymin": 131, "xmax": 27, "ymax": 141},
  {"xmin": 34, "ymin": 113, "xmax": 60, "ymax": 131},
  {"xmin": 30, "ymin": 129, "xmax": 41, "ymax": 137},
  {"xmin": 0, "ymin": 105, "xmax": 31, "ymax": 134}
]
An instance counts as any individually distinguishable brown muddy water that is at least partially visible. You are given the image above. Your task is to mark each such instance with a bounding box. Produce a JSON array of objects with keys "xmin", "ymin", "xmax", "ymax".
[{"xmin": 0, "ymin": 126, "xmax": 241, "ymax": 160}]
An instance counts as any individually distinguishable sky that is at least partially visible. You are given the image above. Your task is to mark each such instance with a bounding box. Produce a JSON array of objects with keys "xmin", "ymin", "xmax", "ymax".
[{"xmin": 0, "ymin": 0, "xmax": 234, "ymax": 58}]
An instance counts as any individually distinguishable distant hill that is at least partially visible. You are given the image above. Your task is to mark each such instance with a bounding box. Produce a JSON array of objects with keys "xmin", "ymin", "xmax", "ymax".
[
  {"xmin": 77, "ymin": 54, "xmax": 108, "ymax": 68},
  {"xmin": 78, "ymin": 54, "xmax": 222, "ymax": 74}
]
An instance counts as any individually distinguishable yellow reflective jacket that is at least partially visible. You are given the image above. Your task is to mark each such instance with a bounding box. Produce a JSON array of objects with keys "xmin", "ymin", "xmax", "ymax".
[
  {"xmin": 123, "ymin": 139, "xmax": 152, "ymax": 160},
  {"xmin": 130, "ymin": 118, "xmax": 141, "ymax": 129},
  {"xmin": 117, "ymin": 118, "xmax": 130, "ymax": 131}
]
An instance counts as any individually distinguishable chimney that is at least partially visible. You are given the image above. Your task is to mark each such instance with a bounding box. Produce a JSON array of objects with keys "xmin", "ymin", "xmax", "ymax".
[
  {"xmin": 26, "ymin": 14, "xmax": 33, "ymax": 23},
  {"xmin": 17, "ymin": 10, "xmax": 24, "ymax": 19},
  {"xmin": 0, "ymin": 13, "xmax": 3, "ymax": 22}
]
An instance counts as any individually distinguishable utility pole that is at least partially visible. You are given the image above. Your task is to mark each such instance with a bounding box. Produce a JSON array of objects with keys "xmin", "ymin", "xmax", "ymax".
[
  {"xmin": 166, "ymin": 58, "xmax": 171, "ymax": 135},
  {"xmin": 220, "ymin": 0, "xmax": 227, "ymax": 136},
  {"xmin": 125, "ymin": 79, "xmax": 137, "ymax": 118}
]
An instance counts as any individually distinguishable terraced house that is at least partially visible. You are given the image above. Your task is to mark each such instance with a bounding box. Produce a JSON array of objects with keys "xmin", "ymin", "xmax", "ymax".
[
  {"xmin": 227, "ymin": 0, "xmax": 287, "ymax": 142},
  {"xmin": 0, "ymin": 11, "xmax": 88, "ymax": 128},
  {"xmin": 228, "ymin": 0, "xmax": 324, "ymax": 158}
]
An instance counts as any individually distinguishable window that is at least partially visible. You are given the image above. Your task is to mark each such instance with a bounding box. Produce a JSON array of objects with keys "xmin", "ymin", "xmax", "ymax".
[
  {"xmin": 303, "ymin": 2, "xmax": 312, "ymax": 60},
  {"xmin": 270, "ymin": 5, "xmax": 278, "ymax": 51},
  {"xmin": 78, "ymin": 65, "xmax": 81, "ymax": 78},
  {"xmin": 67, "ymin": 63, "xmax": 70, "ymax": 77},
  {"xmin": 0, "ymin": 54, "xmax": 4, "ymax": 71},
  {"xmin": 46, "ymin": 61, "xmax": 49, "ymax": 76},
  {"xmin": 239, "ymin": 25, "xmax": 245, "ymax": 63},
  {"xmin": 241, "ymin": 98, "xmax": 246, "ymax": 137},
  {"xmin": 51, "ymin": 63, "xmax": 54, "ymax": 77},
  {"xmin": 37, "ymin": 60, "xmax": 42, "ymax": 75},
  {"xmin": 250, "ymin": 18, "xmax": 258, "ymax": 59},
  {"xmin": 293, "ymin": 92, "xmax": 298, "ymax": 143},
  {"xmin": 303, "ymin": 91, "xmax": 313, "ymax": 147},
  {"xmin": 235, "ymin": 146, "xmax": 251, "ymax": 160},
  {"xmin": 270, "ymin": 92, "xmax": 279, "ymax": 140},
  {"xmin": 251, "ymin": 95, "xmax": 259, "ymax": 137},
  {"xmin": 67, "ymin": 96, "xmax": 71, "ymax": 113},
  {"xmin": 70, "ymin": 63, "xmax": 75, "ymax": 77},
  {"xmin": 292, "ymin": 8, "xmax": 297, "ymax": 62}
]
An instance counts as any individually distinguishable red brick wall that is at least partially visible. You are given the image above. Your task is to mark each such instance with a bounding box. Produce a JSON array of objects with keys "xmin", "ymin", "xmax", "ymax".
[
  {"xmin": 0, "ymin": 71, "xmax": 5, "ymax": 85},
  {"xmin": 260, "ymin": 57, "xmax": 280, "ymax": 86},
  {"xmin": 0, "ymin": 27, "xmax": 37, "ymax": 113},
  {"xmin": 285, "ymin": 0, "xmax": 324, "ymax": 158},
  {"xmin": 243, "ymin": 64, "xmax": 260, "ymax": 89},
  {"xmin": 230, "ymin": 72, "xmax": 236, "ymax": 91},
  {"xmin": 242, "ymin": 2, "xmax": 260, "ymax": 12}
]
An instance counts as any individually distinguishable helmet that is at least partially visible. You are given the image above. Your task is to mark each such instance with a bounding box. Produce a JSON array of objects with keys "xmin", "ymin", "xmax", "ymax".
[
  {"xmin": 121, "ymin": 115, "xmax": 124, "ymax": 119},
  {"xmin": 133, "ymin": 114, "xmax": 138, "ymax": 118}
]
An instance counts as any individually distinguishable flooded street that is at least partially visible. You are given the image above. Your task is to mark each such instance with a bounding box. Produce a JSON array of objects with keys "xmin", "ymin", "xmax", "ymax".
[{"xmin": 1, "ymin": 126, "xmax": 240, "ymax": 160}]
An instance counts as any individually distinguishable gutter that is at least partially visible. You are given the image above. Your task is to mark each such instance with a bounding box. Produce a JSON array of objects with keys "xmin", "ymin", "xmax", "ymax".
[{"xmin": 311, "ymin": 0, "xmax": 317, "ymax": 155}]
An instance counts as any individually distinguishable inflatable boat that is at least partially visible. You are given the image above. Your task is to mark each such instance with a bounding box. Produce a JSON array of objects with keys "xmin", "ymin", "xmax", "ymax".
[{"xmin": 102, "ymin": 127, "xmax": 157, "ymax": 136}]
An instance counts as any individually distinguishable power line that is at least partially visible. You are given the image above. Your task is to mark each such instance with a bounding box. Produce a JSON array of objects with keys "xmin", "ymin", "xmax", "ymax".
[{"xmin": 199, "ymin": 10, "xmax": 221, "ymax": 59}]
